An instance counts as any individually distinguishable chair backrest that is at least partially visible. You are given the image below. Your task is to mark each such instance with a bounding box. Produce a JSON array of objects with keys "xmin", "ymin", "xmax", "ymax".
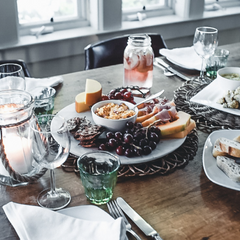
[
  {"xmin": 0, "ymin": 59, "xmax": 31, "ymax": 77},
  {"xmin": 84, "ymin": 33, "xmax": 167, "ymax": 70}
]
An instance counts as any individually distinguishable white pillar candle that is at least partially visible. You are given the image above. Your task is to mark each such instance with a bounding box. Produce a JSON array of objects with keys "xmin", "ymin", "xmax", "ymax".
[{"xmin": 0, "ymin": 135, "xmax": 32, "ymax": 176}]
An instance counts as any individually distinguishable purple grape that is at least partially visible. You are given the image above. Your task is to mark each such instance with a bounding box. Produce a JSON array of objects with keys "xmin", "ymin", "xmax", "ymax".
[
  {"xmin": 149, "ymin": 141, "xmax": 157, "ymax": 150},
  {"xmin": 124, "ymin": 133, "xmax": 133, "ymax": 144},
  {"xmin": 143, "ymin": 145, "xmax": 152, "ymax": 155},
  {"xmin": 106, "ymin": 132, "xmax": 115, "ymax": 140},
  {"xmin": 116, "ymin": 146, "xmax": 125, "ymax": 155},
  {"xmin": 125, "ymin": 148, "xmax": 133, "ymax": 158},
  {"xmin": 108, "ymin": 138, "xmax": 118, "ymax": 148}
]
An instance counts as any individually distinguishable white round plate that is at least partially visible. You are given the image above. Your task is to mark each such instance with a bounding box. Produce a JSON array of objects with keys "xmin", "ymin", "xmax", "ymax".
[
  {"xmin": 56, "ymin": 102, "xmax": 185, "ymax": 165},
  {"xmin": 203, "ymin": 129, "xmax": 240, "ymax": 191}
]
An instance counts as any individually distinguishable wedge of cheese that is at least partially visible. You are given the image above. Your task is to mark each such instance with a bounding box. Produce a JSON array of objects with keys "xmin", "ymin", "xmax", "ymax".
[
  {"xmin": 75, "ymin": 92, "xmax": 91, "ymax": 113},
  {"xmin": 161, "ymin": 119, "xmax": 196, "ymax": 139},
  {"xmin": 85, "ymin": 79, "xmax": 102, "ymax": 105}
]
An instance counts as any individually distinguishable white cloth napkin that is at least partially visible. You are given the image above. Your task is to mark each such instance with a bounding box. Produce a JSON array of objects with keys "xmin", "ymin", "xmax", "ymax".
[
  {"xmin": 160, "ymin": 46, "xmax": 203, "ymax": 71},
  {"xmin": 3, "ymin": 202, "xmax": 126, "ymax": 240},
  {"xmin": 26, "ymin": 76, "xmax": 63, "ymax": 92}
]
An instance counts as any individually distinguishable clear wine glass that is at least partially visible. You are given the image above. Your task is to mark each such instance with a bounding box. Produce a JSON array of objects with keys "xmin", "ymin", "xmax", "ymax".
[
  {"xmin": 0, "ymin": 63, "xmax": 26, "ymax": 90},
  {"xmin": 30, "ymin": 114, "xmax": 71, "ymax": 210},
  {"xmin": 193, "ymin": 26, "xmax": 218, "ymax": 82}
]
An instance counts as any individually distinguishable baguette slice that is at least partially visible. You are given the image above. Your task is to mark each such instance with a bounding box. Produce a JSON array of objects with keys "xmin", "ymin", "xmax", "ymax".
[
  {"xmin": 219, "ymin": 137, "xmax": 240, "ymax": 158},
  {"xmin": 216, "ymin": 156, "xmax": 240, "ymax": 182},
  {"xmin": 212, "ymin": 139, "xmax": 228, "ymax": 158}
]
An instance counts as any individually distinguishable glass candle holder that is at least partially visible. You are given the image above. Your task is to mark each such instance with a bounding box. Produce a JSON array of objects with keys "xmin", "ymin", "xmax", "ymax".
[{"xmin": 0, "ymin": 89, "xmax": 46, "ymax": 186}]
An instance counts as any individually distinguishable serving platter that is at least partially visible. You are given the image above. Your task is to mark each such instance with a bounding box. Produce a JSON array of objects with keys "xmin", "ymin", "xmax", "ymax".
[
  {"xmin": 203, "ymin": 129, "xmax": 240, "ymax": 191},
  {"xmin": 55, "ymin": 102, "xmax": 185, "ymax": 165},
  {"xmin": 190, "ymin": 77, "xmax": 240, "ymax": 116}
]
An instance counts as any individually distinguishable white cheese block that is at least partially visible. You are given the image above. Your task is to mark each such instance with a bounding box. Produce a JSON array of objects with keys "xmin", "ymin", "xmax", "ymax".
[{"xmin": 85, "ymin": 79, "xmax": 102, "ymax": 105}]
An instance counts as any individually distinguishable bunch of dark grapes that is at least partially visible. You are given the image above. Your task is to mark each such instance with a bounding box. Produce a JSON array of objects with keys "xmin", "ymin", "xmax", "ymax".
[
  {"xmin": 98, "ymin": 122, "xmax": 161, "ymax": 158},
  {"xmin": 101, "ymin": 88, "xmax": 136, "ymax": 104}
]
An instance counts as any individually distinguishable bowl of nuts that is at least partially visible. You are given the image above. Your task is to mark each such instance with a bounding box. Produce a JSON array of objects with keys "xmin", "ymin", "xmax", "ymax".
[{"xmin": 91, "ymin": 99, "xmax": 138, "ymax": 132}]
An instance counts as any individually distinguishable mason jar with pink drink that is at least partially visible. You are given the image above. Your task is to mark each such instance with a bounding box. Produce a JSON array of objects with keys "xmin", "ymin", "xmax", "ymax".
[{"xmin": 123, "ymin": 34, "xmax": 154, "ymax": 95}]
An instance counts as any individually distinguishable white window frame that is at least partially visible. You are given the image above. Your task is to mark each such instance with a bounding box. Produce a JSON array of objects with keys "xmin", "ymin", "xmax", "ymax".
[
  {"xmin": 205, "ymin": 0, "xmax": 240, "ymax": 7},
  {"xmin": 122, "ymin": 0, "xmax": 174, "ymax": 21},
  {"xmin": 17, "ymin": 0, "xmax": 89, "ymax": 36}
]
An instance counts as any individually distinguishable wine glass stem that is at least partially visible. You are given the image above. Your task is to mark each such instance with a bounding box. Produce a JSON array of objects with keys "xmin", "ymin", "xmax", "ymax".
[
  {"xmin": 49, "ymin": 169, "xmax": 56, "ymax": 194},
  {"xmin": 200, "ymin": 58, "xmax": 205, "ymax": 80}
]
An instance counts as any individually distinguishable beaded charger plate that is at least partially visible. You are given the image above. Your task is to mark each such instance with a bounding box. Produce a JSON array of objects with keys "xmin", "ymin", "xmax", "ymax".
[
  {"xmin": 62, "ymin": 128, "xmax": 198, "ymax": 178},
  {"xmin": 174, "ymin": 78, "xmax": 240, "ymax": 133}
]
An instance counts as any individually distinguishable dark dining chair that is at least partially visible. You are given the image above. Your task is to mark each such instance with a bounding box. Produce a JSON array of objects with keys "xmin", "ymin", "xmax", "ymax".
[
  {"xmin": 84, "ymin": 33, "xmax": 167, "ymax": 70},
  {"xmin": 0, "ymin": 59, "xmax": 31, "ymax": 77}
]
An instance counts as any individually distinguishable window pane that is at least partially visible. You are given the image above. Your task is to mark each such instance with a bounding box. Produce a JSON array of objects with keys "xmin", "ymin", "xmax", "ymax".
[
  {"xmin": 17, "ymin": 0, "xmax": 78, "ymax": 25},
  {"xmin": 122, "ymin": 0, "xmax": 166, "ymax": 10}
]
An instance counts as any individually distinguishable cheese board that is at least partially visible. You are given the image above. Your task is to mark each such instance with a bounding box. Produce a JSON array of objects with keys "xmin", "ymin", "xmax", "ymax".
[{"xmin": 54, "ymin": 102, "xmax": 186, "ymax": 165}]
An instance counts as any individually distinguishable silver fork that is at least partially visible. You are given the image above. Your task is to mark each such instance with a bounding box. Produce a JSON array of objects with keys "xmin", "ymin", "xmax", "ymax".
[{"xmin": 107, "ymin": 200, "xmax": 142, "ymax": 240}]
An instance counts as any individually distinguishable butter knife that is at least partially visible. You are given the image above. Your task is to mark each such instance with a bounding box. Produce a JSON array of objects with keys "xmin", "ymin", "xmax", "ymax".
[
  {"xmin": 155, "ymin": 58, "xmax": 191, "ymax": 81},
  {"xmin": 117, "ymin": 197, "xmax": 163, "ymax": 240}
]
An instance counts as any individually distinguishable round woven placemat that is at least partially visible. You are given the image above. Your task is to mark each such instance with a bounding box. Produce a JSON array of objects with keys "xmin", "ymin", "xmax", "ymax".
[
  {"xmin": 174, "ymin": 78, "xmax": 240, "ymax": 133},
  {"xmin": 62, "ymin": 128, "xmax": 198, "ymax": 178}
]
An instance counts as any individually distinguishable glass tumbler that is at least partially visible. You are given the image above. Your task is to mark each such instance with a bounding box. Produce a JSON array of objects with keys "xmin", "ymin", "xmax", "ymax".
[
  {"xmin": 31, "ymin": 86, "xmax": 56, "ymax": 116},
  {"xmin": 77, "ymin": 151, "xmax": 120, "ymax": 205},
  {"xmin": 206, "ymin": 48, "xmax": 230, "ymax": 80},
  {"xmin": 123, "ymin": 34, "xmax": 154, "ymax": 96}
]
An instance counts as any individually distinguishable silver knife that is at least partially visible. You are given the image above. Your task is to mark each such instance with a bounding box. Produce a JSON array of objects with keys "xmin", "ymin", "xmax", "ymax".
[
  {"xmin": 117, "ymin": 197, "xmax": 163, "ymax": 240},
  {"xmin": 155, "ymin": 58, "xmax": 191, "ymax": 81}
]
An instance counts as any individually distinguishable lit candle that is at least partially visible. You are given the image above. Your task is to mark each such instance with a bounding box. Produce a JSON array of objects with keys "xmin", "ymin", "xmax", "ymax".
[{"xmin": 0, "ymin": 135, "xmax": 33, "ymax": 176}]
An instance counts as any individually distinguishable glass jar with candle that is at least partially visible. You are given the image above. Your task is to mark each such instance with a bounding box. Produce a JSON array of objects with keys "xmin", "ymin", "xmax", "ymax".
[
  {"xmin": 0, "ymin": 89, "xmax": 46, "ymax": 186},
  {"xmin": 123, "ymin": 34, "xmax": 154, "ymax": 96}
]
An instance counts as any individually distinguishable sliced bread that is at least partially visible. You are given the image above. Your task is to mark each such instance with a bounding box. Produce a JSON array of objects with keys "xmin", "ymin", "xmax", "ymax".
[
  {"xmin": 219, "ymin": 137, "xmax": 240, "ymax": 158},
  {"xmin": 212, "ymin": 139, "xmax": 228, "ymax": 158},
  {"xmin": 216, "ymin": 156, "xmax": 240, "ymax": 182}
]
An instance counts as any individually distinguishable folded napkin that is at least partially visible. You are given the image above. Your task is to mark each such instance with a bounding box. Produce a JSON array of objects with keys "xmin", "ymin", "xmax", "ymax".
[
  {"xmin": 26, "ymin": 76, "xmax": 63, "ymax": 92},
  {"xmin": 3, "ymin": 202, "xmax": 126, "ymax": 240},
  {"xmin": 160, "ymin": 46, "xmax": 203, "ymax": 71}
]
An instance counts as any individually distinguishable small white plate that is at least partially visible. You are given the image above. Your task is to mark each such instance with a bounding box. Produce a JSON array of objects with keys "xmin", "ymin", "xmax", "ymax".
[
  {"xmin": 203, "ymin": 129, "xmax": 240, "ymax": 191},
  {"xmin": 59, "ymin": 205, "xmax": 113, "ymax": 221},
  {"xmin": 190, "ymin": 78, "xmax": 240, "ymax": 116},
  {"xmin": 55, "ymin": 102, "xmax": 185, "ymax": 165}
]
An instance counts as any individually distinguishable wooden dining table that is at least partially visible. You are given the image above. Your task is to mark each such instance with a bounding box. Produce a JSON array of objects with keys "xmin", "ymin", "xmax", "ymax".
[{"xmin": 1, "ymin": 42, "xmax": 240, "ymax": 240}]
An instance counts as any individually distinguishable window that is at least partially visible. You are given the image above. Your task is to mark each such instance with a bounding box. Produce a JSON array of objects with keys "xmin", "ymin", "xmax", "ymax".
[
  {"xmin": 122, "ymin": 0, "xmax": 166, "ymax": 11},
  {"xmin": 17, "ymin": 0, "xmax": 78, "ymax": 25},
  {"xmin": 17, "ymin": 0, "xmax": 89, "ymax": 36},
  {"xmin": 122, "ymin": 0, "xmax": 173, "ymax": 21},
  {"xmin": 205, "ymin": 0, "xmax": 240, "ymax": 7}
]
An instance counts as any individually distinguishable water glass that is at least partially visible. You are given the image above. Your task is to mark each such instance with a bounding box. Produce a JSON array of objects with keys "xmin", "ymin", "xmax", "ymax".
[
  {"xmin": 206, "ymin": 48, "xmax": 229, "ymax": 80},
  {"xmin": 31, "ymin": 86, "xmax": 56, "ymax": 116},
  {"xmin": 0, "ymin": 63, "xmax": 25, "ymax": 90},
  {"xmin": 77, "ymin": 151, "xmax": 120, "ymax": 205}
]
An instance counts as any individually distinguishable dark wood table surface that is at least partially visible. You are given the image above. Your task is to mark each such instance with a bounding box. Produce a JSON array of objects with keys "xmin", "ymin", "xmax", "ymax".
[{"xmin": 1, "ymin": 42, "xmax": 240, "ymax": 240}]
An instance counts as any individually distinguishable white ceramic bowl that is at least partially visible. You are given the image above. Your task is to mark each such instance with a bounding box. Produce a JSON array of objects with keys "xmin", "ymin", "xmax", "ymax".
[
  {"xmin": 91, "ymin": 100, "xmax": 138, "ymax": 132},
  {"xmin": 216, "ymin": 67, "xmax": 240, "ymax": 90}
]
